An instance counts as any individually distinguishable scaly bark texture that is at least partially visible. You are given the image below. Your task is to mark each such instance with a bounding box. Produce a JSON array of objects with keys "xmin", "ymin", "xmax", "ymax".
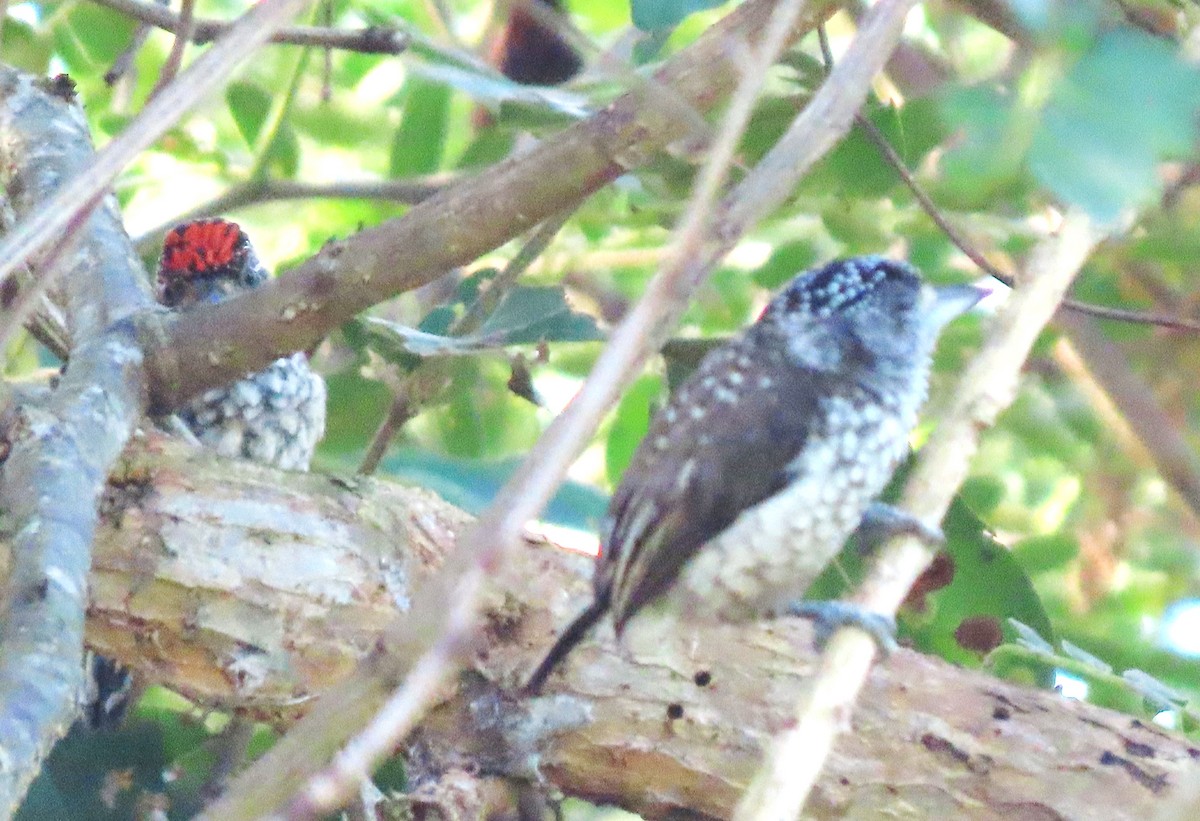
[{"xmin": 88, "ymin": 434, "xmax": 1200, "ymax": 820}]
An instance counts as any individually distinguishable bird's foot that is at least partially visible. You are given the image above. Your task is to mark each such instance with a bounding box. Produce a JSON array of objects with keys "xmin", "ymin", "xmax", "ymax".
[
  {"xmin": 787, "ymin": 600, "xmax": 898, "ymax": 656},
  {"xmin": 854, "ymin": 502, "xmax": 944, "ymax": 554}
]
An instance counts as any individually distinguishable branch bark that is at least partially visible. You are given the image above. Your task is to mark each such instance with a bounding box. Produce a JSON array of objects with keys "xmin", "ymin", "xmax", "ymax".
[
  {"xmin": 0, "ymin": 2, "xmax": 314, "ymax": 810},
  {"xmin": 1055, "ymin": 311, "xmax": 1200, "ymax": 520},
  {"xmin": 0, "ymin": 68, "xmax": 151, "ymax": 815},
  {"xmin": 136, "ymin": 0, "xmax": 839, "ymax": 416},
  {"xmin": 81, "ymin": 433, "xmax": 1200, "ymax": 820}
]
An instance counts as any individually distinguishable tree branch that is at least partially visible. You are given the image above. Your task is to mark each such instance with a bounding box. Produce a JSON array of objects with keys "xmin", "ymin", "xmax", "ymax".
[
  {"xmin": 738, "ymin": 209, "xmax": 1120, "ymax": 818},
  {"xmin": 1055, "ymin": 312, "xmax": 1200, "ymax": 520},
  {"xmin": 132, "ymin": 173, "xmax": 460, "ymax": 257},
  {"xmin": 194, "ymin": 0, "xmax": 853, "ymax": 816},
  {"xmin": 0, "ymin": 0, "xmax": 316, "ymax": 809},
  {"xmin": 0, "ymin": 68, "xmax": 152, "ymax": 815},
  {"xmin": 91, "ymin": 0, "xmax": 410, "ymax": 54},
  {"xmin": 136, "ymin": 0, "xmax": 837, "ymax": 417},
  {"xmin": 81, "ymin": 433, "xmax": 1200, "ymax": 819}
]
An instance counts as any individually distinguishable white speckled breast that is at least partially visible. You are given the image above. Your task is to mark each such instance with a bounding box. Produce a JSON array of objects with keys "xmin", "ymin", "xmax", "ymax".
[
  {"xmin": 671, "ymin": 384, "xmax": 921, "ymax": 623},
  {"xmin": 181, "ymin": 352, "xmax": 326, "ymax": 471}
]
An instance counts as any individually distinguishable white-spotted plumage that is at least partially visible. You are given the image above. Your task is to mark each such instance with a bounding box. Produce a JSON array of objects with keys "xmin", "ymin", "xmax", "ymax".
[
  {"xmin": 523, "ymin": 256, "xmax": 984, "ymax": 694},
  {"xmin": 180, "ymin": 352, "xmax": 326, "ymax": 472},
  {"xmin": 84, "ymin": 219, "xmax": 326, "ymax": 729}
]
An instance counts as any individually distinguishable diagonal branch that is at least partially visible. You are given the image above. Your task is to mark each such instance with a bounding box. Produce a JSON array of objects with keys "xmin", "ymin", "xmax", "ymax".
[
  {"xmin": 199, "ymin": 0, "xmax": 851, "ymax": 816},
  {"xmin": 1055, "ymin": 312, "xmax": 1200, "ymax": 519},
  {"xmin": 736, "ymin": 209, "xmax": 1119, "ymax": 819},
  {"xmin": 136, "ymin": 0, "xmax": 836, "ymax": 414}
]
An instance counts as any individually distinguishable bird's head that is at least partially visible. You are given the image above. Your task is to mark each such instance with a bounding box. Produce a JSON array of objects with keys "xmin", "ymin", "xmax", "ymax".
[
  {"xmin": 156, "ymin": 218, "xmax": 268, "ymax": 308},
  {"xmin": 759, "ymin": 256, "xmax": 985, "ymax": 374}
]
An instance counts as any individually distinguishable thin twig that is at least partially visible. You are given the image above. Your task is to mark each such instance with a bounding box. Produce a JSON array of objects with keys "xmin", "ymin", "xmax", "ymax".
[
  {"xmin": 105, "ymin": 21, "xmax": 155, "ymax": 86},
  {"xmin": 459, "ymin": 210, "xmax": 573, "ymax": 329},
  {"xmin": 92, "ymin": 0, "xmax": 410, "ymax": 54},
  {"xmin": 247, "ymin": 32, "xmax": 312, "ymax": 184},
  {"xmin": 149, "ymin": 0, "xmax": 196, "ymax": 96},
  {"xmin": 320, "ymin": 0, "xmax": 333, "ymax": 102},
  {"xmin": 1056, "ymin": 312, "xmax": 1200, "ymax": 519},
  {"xmin": 0, "ymin": 192, "xmax": 104, "ymax": 348},
  {"xmin": 357, "ymin": 383, "xmax": 415, "ymax": 476},
  {"xmin": 735, "ymin": 209, "xmax": 1114, "ymax": 820},
  {"xmin": 280, "ymin": 0, "xmax": 869, "ymax": 815},
  {"xmin": 357, "ymin": 210, "xmax": 573, "ymax": 474},
  {"xmin": 816, "ymin": 26, "xmax": 1200, "ymax": 335},
  {"xmin": 133, "ymin": 174, "xmax": 458, "ymax": 254},
  {"xmin": 200, "ymin": 717, "xmax": 257, "ymax": 803}
]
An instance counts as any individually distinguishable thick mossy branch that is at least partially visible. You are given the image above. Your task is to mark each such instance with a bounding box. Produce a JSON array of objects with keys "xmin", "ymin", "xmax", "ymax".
[
  {"xmin": 90, "ymin": 434, "xmax": 473, "ymax": 719},
  {"xmin": 83, "ymin": 434, "xmax": 1200, "ymax": 820}
]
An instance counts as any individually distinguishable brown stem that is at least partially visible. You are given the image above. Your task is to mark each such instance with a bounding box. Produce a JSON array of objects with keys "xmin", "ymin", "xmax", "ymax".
[
  {"xmin": 92, "ymin": 0, "xmax": 410, "ymax": 53},
  {"xmin": 149, "ymin": 0, "xmax": 196, "ymax": 97}
]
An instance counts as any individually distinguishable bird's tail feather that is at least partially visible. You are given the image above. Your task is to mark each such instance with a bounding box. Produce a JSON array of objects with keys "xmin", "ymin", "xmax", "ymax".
[{"xmin": 522, "ymin": 596, "xmax": 608, "ymax": 696}]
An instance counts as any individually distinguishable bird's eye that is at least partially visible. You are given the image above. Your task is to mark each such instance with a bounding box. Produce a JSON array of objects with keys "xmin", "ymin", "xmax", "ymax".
[{"xmin": 160, "ymin": 280, "xmax": 187, "ymax": 306}]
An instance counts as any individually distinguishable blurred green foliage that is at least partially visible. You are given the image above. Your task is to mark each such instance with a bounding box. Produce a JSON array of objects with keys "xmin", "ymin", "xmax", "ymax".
[{"xmin": 7, "ymin": 0, "xmax": 1200, "ymax": 817}]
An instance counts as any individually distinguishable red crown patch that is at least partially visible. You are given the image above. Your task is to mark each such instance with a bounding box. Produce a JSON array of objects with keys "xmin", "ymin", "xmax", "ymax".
[{"xmin": 159, "ymin": 219, "xmax": 246, "ymax": 278}]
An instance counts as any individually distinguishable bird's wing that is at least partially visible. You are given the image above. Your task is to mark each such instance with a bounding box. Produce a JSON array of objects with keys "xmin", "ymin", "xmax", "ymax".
[{"xmin": 599, "ymin": 331, "xmax": 837, "ymax": 630}]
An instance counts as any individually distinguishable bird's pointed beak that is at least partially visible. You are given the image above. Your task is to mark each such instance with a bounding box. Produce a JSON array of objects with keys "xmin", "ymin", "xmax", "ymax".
[{"xmin": 928, "ymin": 283, "xmax": 990, "ymax": 330}]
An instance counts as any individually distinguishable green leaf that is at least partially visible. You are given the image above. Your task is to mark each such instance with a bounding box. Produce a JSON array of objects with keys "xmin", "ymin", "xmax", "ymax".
[
  {"xmin": 807, "ymin": 475, "xmax": 1053, "ymax": 671},
  {"xmin": 478, "ymin": 286, "xmax": 604, "ymax": 345},
  {"xmin": 18, "ymin": 721, "xmax": 168, "ymax": 821},
  {"xmin": 1029, "ymin": 29, "xmax": 1200, "ymax": 222},
  {"xmin": 752, "ymin": 240, "xmax": 818, "ymax": 290},
  {"xmin": 362, "ymin": 317, "xmax": 498, "ymax": 358},
  {"xmin": 318, "ymin": 368, "xmax": 394, "ymax": 456},
  {"xmin": 632, "ymin": 0, "xmax": 727, "ymax": 31},
  {"xmin": 606, "ymin": 375, "xmax": 663, "ymax": 486},
  {"xmin": 405, "ymin": 60, "xmax": 588, "ymax": 121},
  {"xmin": 264, "ymin": 123, "xmax": 301, "ymax": 178},
  {"xmin": 456, "ymin": 127, "xmax": 517, "ymax": 170},
  {"xmin": 390, "ymin": 77, "xmax": 450, "ymax": 177},
  {"xmin": 739, "ymin": 97, "xmax": 801, "ymax": 166},
  {"xmin": 901, "ymin": 498, "xmax": 1055, "ymax": 667},
  {"xmin": 57, "ymin": 5, "xmax": 135, "ymax": 66},
  {"xmin": 226, "ymin": 81, "xmax": 274, "ymax": 148},
  {"xmin": 3, "ymin": 21, "xmax": 53, "ymax": 74},
  {"xmin": 662, "ymin": 337, "xmax": 723, "ymax": 391},
  {"xmin": 432, "ymin": 358, "xmax": 541, "ymax": 458},
  {"xmin": 936, "ymin": 85, "xmax": 1032, "ymax": 208},
  {"xmin": 1012, "ymin": 533, "xmax": 1079, "ymax": 575},
  {"xmin": 812, "ymin": 99, "xmax": 948, "ymax": 198},
  {"xmin": 353, "ymin": 285, "xmax": 602, "ymax": 367}
]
